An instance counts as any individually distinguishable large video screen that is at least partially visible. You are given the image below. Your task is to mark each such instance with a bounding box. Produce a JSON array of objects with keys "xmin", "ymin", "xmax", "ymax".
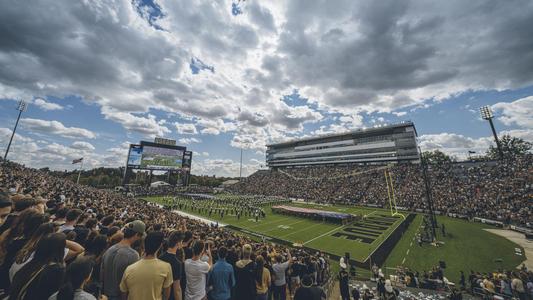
[
  {"xmin": 140, "ymin": 142, "xmax": 185, "ymax": 170},
  {"xmin": 127, "ymin": 145, "xmax": 143, "ymax": 166}
]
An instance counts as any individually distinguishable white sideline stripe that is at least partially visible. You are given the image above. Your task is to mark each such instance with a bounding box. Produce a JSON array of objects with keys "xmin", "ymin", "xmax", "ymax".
[
  {"xmin": 171, "ymin": 210, "xmax": 227, "ymax": 227},
  {"xmin": 303, "ymin": 224, "xmax": 345, "ymax": 245},
  {"xmin": 280, "ymin": 222, "xmax": 327, "ymax": 239},
  {"xmin": 402, "ymin": 258, "xmax": 406, "ymax": 265}
]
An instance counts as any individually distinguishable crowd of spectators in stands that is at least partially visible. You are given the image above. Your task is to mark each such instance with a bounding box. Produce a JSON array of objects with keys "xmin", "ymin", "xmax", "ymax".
[
  {"xmin": 229, "ymin": 155, "xmax": 532, "ymax": 227},
  {"xmin": 0, "ymin": 160, "xmax": 331, "ymax": 300}
]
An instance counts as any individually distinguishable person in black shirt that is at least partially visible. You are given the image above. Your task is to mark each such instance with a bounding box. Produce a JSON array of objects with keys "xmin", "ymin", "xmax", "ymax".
[
  {"xmin": 9, "ymin": 233, "xmax": 66, "ymax": 300},
  {"xmin": 159, "ymin": 231, "xmax": 183, "ymax": 300},
  {"xmin": 294, "ymin": 274, "xmax": 326, "ymax": 300},
  {"xmin": 339, "ymin": 268, "xmax": 350, "ymax": 300}
]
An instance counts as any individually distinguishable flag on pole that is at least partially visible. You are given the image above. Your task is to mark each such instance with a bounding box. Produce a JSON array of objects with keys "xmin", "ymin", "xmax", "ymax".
[{"xmin": 72, "ymin": 157, "xmax": 84, "ymax": 164}]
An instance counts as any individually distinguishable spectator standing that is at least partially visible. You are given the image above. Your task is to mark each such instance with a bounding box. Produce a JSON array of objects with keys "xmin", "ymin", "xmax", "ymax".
[
  {"xmin": 511, "ymin": 272, "xmax": 526, "ymax": 300},
  {"xmin": 120, "ymin": 231, "xmax": 173, "ymax": 300},
  {"xmin": 101, "ymin": 220, "xmax": 145, "ymax": 300},
  {"xmin": 0, "ymin": 209, "xmax": 47, "ymax": 291},
  {"xmin": 184, "ymin": 241, "xmax": 212, "ymax": 300},
  {"xmin": 339, "ymin": 264, "xmax": 350, "ymax": 300},
  {"xmin": 293, "ymin": 274, "xmax": 326, "ymax": 300},
  {"xmin": 48, "ymin": 257, "xmax": 97, "ymax": 300},
  {"xmin": 59, "ymin": 209, "xmax": 82, "ymax": 233},
  {"xmin": 288, "ymin": 257, "xmax": 302, "ymax": 296},
  {"xmin": 254, "ymin": 255, "xmax": 271, "ymax": 300},
  {"xmin": 234, "ymin": 244, "xmax": 256, "ymax": 300},
  {"xmin": 159, "ymin": 231, "xmax": 183, "ymax": 300},
  {"xmin": 383, "ymin": 279, "xmax": 398, "ymax": 300},
  {"xmin": 0, "ymin": 193, "xmax": 12, "ymax": 226},
  {"xmin": 208, "ymin": 246, "xmax": 235, "ymax": 300},
  {"xmin": 9, "ymin": 233, "xmax": 67, "ymax": 300},
  {"xmin": 272, "ymin": 249, "xmax": 291, "ymax": 300}
]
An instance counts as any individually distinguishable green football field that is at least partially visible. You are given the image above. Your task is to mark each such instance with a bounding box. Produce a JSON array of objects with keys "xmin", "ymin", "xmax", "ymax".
[
  {"xmin": 146, "ymin": 196, "xmax": 407, "ymax": 262},
  {"xmin": 144, "ymin": 196, "xmax": 526, "ymax": 282}
]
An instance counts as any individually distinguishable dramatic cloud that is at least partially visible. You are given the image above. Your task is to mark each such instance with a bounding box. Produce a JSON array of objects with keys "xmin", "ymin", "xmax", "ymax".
[
  {"xmin": 33, "ymin": 98, "xmax": 64, "ymax": 111},
  {"xmin": 419, "ymin": 129, "xmax": 533, "ymax": 159},
  {"xmin": 1, "ymin": 0, "xmax": 531, "ymax": 141},
  {"xmin": 101, "ymin": 107, "xmax": 170, "ymax": 137},
  {"xmin": 492, "ymin": 96, "xmax": 533, "ymax": 129},
  {"xmin": 21, "ymin": 118, "xmax": 96, "ymax": 139},
  {"xmin": 1, "ymin": 0, "xmax": 533, "ymax": 173}
]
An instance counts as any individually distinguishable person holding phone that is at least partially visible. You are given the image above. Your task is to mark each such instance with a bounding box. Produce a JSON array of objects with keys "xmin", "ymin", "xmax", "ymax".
[{"xmin": 184, "ymin": 240, "xmax": 212, "ymax": 300}]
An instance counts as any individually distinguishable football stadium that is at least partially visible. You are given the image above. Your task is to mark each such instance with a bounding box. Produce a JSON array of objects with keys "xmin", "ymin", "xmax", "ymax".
[{"xmin": 1, "ymin": 1, "xmax": 533, "ymax": 300}]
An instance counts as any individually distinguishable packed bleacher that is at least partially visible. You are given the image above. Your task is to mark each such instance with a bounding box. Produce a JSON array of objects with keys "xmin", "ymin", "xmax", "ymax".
[
  {"xmin": 0, "ymin": 160, "xmax": 332, "ymax": 300},
  {"xmin": 229, "ymin": 155, "xmax": 533, "ymax": 227}
]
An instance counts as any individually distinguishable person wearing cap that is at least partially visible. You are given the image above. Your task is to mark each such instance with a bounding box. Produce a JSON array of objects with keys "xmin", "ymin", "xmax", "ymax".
[
  {"xmin": 101, "ymin": 220, "xmax": 145, "ymax": 300},
  {"xmin": 293, "ymin": 274, "xmax": 326, "ymax": 300}
]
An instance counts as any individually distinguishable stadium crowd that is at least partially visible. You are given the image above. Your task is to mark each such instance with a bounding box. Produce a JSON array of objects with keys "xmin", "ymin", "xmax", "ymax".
[
  {"xmin": 0, "ymin": 160, "xmax": 332, "ymax": 300},
  {"xmin": 229, "ymin": 155, "xmax": 532, "ymax": 227}
]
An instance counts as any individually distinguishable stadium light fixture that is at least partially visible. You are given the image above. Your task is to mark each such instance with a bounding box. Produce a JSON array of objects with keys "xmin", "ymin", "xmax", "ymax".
[
  {"xmin": 3, "ymin": 100, "xmax": 28, "ymax": 162},
  {"xmin": 479, "ymin": 105, "xmax": 503, "ymax": 159},
  {"xmin": 479, "ymin": 105, "xmax": 494, "ymax": 120}
]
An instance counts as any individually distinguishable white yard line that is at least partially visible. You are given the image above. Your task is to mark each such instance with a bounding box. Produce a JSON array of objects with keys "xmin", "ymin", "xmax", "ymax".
[
  {"xmin": 303, "ymin": 224, "xmax": 345, "ymax": 245},
  {"xmin": 248, "ymin": 217, "xmax": 292, "ymax": 229},
  {"xmin": 262, "ymin": 219, "xmax": 308, "ymax": 234},
  {"xmin": 364, "ymin": 210, "xmax": 378, "ymax": 218},
  {"xmin": 280, "ymin": 222, "xmax": 328, "ymax": 239}
]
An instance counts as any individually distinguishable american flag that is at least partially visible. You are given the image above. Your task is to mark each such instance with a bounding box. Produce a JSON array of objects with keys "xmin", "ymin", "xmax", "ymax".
[{"xmin": 72, "ymin": 157, "xmax": 84, "ymax": 164}]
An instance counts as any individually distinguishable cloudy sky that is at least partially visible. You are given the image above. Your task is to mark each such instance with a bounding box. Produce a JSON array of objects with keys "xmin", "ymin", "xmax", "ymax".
[{"xmin": 0, "ymin": 0, "xmax": 532, "ymax": 177}]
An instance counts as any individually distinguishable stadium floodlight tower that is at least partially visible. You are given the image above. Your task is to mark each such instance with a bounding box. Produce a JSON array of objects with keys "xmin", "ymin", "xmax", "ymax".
[
  {"xmin": 480, "ymin": 105, "xmax": 504, "ymax": 160},
  {"xmin": 3, "ymin": 100, "xmax": 28, "ymax": 162}
]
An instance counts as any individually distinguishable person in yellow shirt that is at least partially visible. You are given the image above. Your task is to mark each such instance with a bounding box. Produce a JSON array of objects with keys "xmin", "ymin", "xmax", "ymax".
[
  {"xmin": 120, "ymin": 231, "xmax": 173, "ymax": 300},
  {"xmin": 255, "ymin": 255, "xmax": 271, "ymax": 300}
]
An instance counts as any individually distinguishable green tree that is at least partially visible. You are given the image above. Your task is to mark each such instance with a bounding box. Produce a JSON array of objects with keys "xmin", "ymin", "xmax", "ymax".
[
  {"xmin": 486, "ymin": 134, "xmax": 532, "ymax": 159},
  {"xmin": 422, "ymin": 150, "xmax": 454, "ymax": 164}
]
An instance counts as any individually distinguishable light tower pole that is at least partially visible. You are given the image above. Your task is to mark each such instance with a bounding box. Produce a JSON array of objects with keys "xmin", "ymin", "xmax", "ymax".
[
  {"xmin": 480, "ymin": 105, "xmax": 503, "ymax": 160},
  {"xmin": 239, "ymin": 147, "xmax": 243, "ymax": 180},
  {"xmin": 3, "ymin": 100, "xmax": 28, "ymax": 162}
]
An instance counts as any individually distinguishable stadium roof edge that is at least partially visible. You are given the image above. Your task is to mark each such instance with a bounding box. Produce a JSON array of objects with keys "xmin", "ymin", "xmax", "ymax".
[{"xmin": 266, "ymin": 121, "xmax": 417, "ymax": 147}]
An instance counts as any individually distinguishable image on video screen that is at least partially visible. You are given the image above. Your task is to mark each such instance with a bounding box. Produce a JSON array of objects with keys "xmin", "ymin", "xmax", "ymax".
[
  {"xmin": 127, "ymin": 145, "xmax": 143, "ymax": 166},
  {"xmin": 140, "ymin": 145, "xmax": 183, "ymax": 169}
]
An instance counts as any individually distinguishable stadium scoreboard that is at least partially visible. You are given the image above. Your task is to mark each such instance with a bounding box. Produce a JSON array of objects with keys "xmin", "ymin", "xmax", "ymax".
[{"xmin": 126, "ymin": 140, "xmax": 191, "ymax": 171}]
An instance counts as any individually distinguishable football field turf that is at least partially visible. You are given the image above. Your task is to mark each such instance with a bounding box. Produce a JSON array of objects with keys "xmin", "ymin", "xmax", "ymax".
[
  {"xmin": 145, "ymin": 196, "xmax": 404, "ymax": 262},
  {"xmin": 144, "ymin": 195, "xmax": 526, "ymax": 283}
]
